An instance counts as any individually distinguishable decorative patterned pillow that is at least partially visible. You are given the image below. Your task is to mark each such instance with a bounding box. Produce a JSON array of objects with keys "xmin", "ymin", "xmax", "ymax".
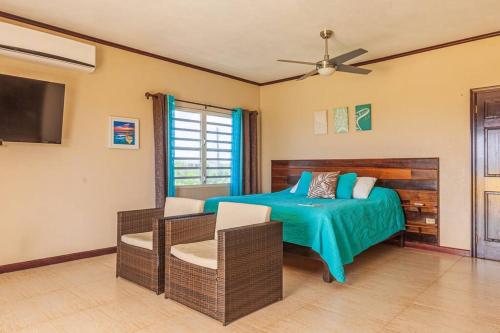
[{"xmin": 307, "ymin": 171, "xmax": 340, "ymax": 199}]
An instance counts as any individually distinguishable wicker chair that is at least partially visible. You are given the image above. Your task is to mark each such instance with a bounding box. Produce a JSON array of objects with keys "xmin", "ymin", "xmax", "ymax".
[
  {"xmin": 165, "ymin": 202, "xmax": 283, "ymax": 325},
  {"xmin": 116, "ymin": 197, "xmax": 205, "ymax": 294}
]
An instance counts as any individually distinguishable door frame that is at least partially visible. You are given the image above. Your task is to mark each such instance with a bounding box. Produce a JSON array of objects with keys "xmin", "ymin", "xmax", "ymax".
[{"xmin": 471, "ymin": 85, "xmax": 500, "ymax": 257}]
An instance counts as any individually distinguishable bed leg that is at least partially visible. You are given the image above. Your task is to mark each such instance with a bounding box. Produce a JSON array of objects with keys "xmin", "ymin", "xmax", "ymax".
[
  {"xmin": 399, "ymin": 231, "xmax": 406, "ymax": 248},
  {"xmin": 321, "ymin": 260, "xmax": 333, "ymax": 283}
]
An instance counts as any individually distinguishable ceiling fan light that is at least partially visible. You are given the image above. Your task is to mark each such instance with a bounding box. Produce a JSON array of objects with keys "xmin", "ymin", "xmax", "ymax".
[{"xmin": 318, "ymin": 67, "xmax": 335, "ymax": 76}]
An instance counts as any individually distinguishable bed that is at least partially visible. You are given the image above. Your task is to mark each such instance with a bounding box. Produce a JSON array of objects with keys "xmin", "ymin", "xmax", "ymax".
[
  {"xmin": 205, "ymin": 158, "xmax": 440, "ymax": 283},
  {"xmin": 205, "ymin": 187, "xmax": 404, "ymax": 283}
]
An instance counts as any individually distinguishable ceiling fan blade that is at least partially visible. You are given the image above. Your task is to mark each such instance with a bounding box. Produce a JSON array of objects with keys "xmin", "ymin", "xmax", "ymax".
[
  {"xmin": 277, "ymin": 59, "xmax": 317, "ymax": 65},
  {"xmin": 330, "ymin": 48, "xmax": 368, "ymax": 65},
  {"xmin": 336, "ymin": 64, "xmax": 371, "ymax": 75},
  {"xmin": 297, "ymin": 68, "xmax": 318, "ymax": 80}
]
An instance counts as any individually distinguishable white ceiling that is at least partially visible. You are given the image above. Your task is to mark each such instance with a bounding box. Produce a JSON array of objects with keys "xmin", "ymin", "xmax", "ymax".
[{"xmin": 1, "ymin": 0, "xmax": 500, "ymax": 83}]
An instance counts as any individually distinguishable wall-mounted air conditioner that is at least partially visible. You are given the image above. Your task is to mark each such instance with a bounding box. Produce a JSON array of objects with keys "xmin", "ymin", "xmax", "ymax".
[{"xmin": 0, "ymin": 22, "xmax": 96, "ymax": 72}]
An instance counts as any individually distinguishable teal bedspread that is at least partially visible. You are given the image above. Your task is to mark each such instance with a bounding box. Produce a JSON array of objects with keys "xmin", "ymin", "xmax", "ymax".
[{"xmin": 204, "ymin": 187, "xmax": 405, "ymax": 282}]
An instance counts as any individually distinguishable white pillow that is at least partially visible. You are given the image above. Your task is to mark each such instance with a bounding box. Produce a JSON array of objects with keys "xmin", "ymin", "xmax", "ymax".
[
  {"xmin": 290, "ymin": 182, "xmax": 298, "ymax": 193},
  {"xmin": 352, "ymin": 177, "xmax": 377, "ymax": 199}
]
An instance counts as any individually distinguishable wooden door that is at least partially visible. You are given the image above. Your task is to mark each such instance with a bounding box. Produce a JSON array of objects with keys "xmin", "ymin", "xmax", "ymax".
[{"xmin": 473, "ymin": 87, "xmax": 500, "ymax": 260}]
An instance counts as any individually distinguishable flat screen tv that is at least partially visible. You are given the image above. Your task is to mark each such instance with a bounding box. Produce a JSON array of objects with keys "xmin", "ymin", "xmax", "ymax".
[{"xmin": 0, "ymin": 74, "xmax": 65, "ymax": 144}]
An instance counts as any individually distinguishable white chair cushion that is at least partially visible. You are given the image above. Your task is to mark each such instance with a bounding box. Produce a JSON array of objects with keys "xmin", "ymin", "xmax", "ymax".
[
  {"xmin": 215, "ymin": 202, "xmax": 271, "ymax": 238},
  {"xmin": 170, "ymin": 239, "xmax": 217, "ymax": 270},
  {"xmin": 121, "ymin": 232, "xmax": 153, "ymax": 250},
  {"xmin": 164, "ymin": 197, "xmax": 205, "ymax": 217}
]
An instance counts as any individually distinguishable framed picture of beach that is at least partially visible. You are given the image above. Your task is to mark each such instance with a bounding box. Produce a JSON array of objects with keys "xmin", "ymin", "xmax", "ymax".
[{"xmin": 109, "ymin": 117, "xmax": 139, "ymax": 149}]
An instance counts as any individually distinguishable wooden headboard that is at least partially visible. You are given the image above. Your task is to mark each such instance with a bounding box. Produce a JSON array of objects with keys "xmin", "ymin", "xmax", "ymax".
[{"xmin": 271, "ymin": 158, "xmax": 439, "ymax": 244}]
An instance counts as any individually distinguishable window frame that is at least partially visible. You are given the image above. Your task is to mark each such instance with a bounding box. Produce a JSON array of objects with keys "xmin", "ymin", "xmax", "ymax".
[{"xmin": 172, "ymin": 106, "xmax": 232, "ymax": 188}]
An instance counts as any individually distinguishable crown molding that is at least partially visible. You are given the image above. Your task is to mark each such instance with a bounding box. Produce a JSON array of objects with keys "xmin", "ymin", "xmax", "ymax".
[
  {"xmin": 1, "ymin": 10, "xmax": 499, "ymax": 87},
  {"xmin": 0, "ymin": 11, "xmax": 260, "ymax": 86},
  {"xmin": 260, "ymin": 30, "xmax": 500, "ymax": 86}
]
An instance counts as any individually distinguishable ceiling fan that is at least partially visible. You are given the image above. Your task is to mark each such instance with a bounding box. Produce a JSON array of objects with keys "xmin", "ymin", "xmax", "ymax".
[{"xmin": 277, "ymin": 29, "xmax": 371, "ymax": 80}]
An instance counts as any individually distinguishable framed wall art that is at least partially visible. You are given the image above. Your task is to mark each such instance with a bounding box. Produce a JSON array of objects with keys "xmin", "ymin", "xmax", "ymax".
[
  {"xmin": 333, "ymin": 107, "xmax": 349, "ymax": 133},
  {"xmin": 109, "ymin": 117, "xmax": 139, "ymax": 149},
  {"xmin": 355, "ymin": 104, "xmax": 372, "ymax": 131},
  {"xmin": 314, "ymin": 110, "xmax": 328, "ymax": 135}
]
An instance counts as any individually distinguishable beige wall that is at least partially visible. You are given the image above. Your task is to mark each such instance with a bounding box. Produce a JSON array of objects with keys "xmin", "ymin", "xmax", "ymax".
[
  {"xmin": 0, "ymin": 20, "xmax": 259, "ymax": 265},
  {"xmin": 260, "ymin": 36, "xmax": 500, "ymax": 250}
]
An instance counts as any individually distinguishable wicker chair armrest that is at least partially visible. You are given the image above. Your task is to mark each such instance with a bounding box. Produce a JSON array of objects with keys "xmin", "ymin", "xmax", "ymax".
[
  {"xmin": 165, "ymin": 213, "xmax": 216, "ymax": 247},
  {"xmin": 217, "ymin": 221, "xmax": 283, "ymax": 321},
  {"xmin": 117, "ymin": 207, "xmax": 164, "ymax": 236},
  {"xmin": 217, "ymin": 221, "xmax": 283, "ymax": 269}
]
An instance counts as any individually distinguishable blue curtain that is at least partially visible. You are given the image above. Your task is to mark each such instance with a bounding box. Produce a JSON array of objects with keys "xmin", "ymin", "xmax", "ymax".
[
  {"xmin": 166, "ymin": 95, "xmax": 176, "ymax": 197},
  {"xmin": 230, "ymin": 108, "xmax": 243, "ymax": 196}
]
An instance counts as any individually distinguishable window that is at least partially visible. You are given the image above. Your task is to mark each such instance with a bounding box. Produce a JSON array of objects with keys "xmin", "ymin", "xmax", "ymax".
[{"xmin": 172, "ymin": 107, "xmax": 232, "ymax": 186}]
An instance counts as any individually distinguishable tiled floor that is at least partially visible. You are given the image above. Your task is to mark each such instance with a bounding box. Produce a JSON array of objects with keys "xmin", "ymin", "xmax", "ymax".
[{"xmin": 1, "ymin": 245, "xmax": 500, "ymax": 332}]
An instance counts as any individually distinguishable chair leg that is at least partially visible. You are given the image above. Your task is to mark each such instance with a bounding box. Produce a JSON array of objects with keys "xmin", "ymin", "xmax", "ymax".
[{"xmin": 164, "ymin": 255, "xmax": 170, "ymax": 299}]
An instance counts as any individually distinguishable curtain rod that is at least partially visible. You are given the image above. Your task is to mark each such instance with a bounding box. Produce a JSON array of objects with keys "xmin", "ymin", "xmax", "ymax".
[{"xmin": 145, "ymin": 92, "xmax": 255, "ymax": 113}]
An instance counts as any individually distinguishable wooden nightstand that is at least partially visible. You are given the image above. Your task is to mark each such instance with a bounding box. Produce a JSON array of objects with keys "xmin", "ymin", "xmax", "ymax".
[{"xmin": 401, "ymin": 201, "xmax": 438, "ymax": 245}]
